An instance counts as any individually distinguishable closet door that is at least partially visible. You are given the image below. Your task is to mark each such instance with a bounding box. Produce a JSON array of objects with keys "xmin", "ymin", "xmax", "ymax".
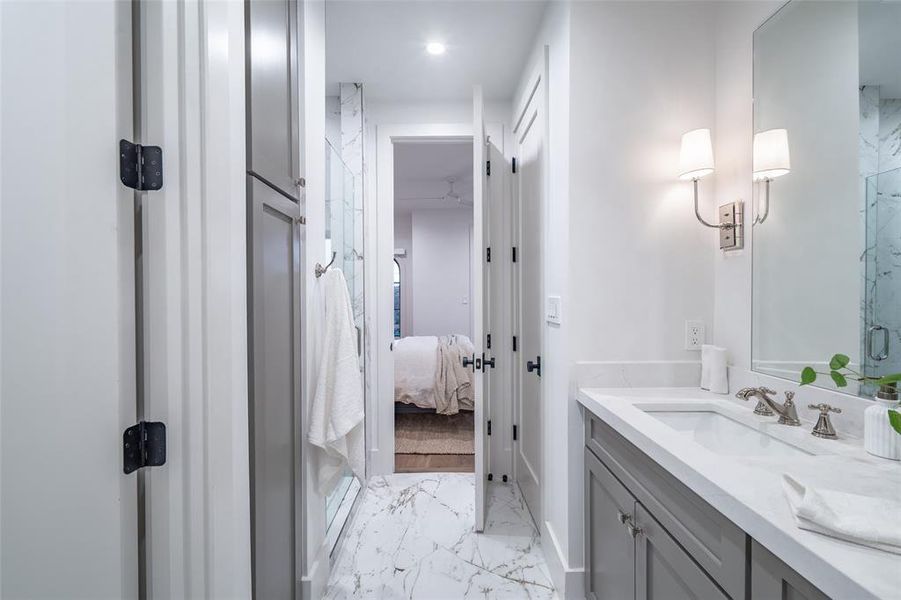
[
  {"xmin": 248, "ymin": 177, "xmax": 303, "ymax": 599},
  {"xmin": 247, "ymin": 0, "xmax": 300, "ymax": 195}
]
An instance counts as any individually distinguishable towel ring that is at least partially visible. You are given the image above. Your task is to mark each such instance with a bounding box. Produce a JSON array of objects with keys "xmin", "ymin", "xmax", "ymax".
[{"xmin": 315, "ymin": 251, "xmax": 337, "ymax": 278}]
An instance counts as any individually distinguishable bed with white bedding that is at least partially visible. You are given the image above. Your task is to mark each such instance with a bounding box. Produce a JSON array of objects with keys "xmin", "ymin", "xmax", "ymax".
[{"xmin": 393, "ymin": 334, "xmax": 475, "ymax": 415}]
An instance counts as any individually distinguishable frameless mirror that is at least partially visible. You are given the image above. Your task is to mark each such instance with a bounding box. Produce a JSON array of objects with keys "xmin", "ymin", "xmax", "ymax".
[{"xmin": 752, "ymin": 0, "xmax": 901, "ymax": 398}]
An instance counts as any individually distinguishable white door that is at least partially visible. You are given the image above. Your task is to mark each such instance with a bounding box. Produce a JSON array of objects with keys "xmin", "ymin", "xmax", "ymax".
[
  {"xmin": 472, "ymin": 86, "xmax": 492, "ymax": 532},
  {"xmin": 1, "ymin": 1, "xmax": 140, "ymax": 598},
  {"xmin": 513, "ymin": 71, "xmax": 544, "ymax": 526}
]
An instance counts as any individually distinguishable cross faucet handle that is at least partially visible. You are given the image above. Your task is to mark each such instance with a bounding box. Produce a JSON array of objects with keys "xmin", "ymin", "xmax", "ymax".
[
  {"xmin": 808, "ymin": 403, "xmax": 841, "ymax": 439},
  {"xmin": 808, "ymin": 403, "xmax": 841, "ymax": 414}
]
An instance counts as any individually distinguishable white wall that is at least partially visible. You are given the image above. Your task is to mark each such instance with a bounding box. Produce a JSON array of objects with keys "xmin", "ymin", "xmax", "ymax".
[
  {"xmin": 513, "ymin": 1, "xmax": 720, "ymax": 594},
  {"xmin": 410, "ymin": 208, "xmax": 473, "ymax": 338}
]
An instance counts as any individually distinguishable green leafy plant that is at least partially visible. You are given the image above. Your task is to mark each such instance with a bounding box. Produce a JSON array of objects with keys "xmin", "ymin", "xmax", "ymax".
[{"xmin": 800, "ymin": 353, "xmax": 901, "ymax": 435}]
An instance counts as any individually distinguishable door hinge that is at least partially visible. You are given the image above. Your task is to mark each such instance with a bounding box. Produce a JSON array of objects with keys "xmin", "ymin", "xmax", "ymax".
[
  {"xmin": 123, "ymin": 421, "xmax": 167, "ymax": 474},
  {"xmin": 486, "ymin": 160, "xmax": 491, "ymax": 176},
  {"xmin": 119, "ymin": 139, "xmax": 163, "ymax": 191},
  {"xmin": 512, "ymin": 246, "xmax": 518, "ymax": 263},
  {"xmin": 486, "ymin": 247, "xmax": 491, "ymax": 262},
  {"xmin": 512, "ymin": 157, "xmax": 517, "ymax": 173},
  {"xmin": 487, "ymin": 420, "xmax": 492, "ymax": 435},
  {"xmin": 512, "ymin": 335, "xmax": 518, "ymax": 352},
  {"xmin": 487, "ymin": 334, "xmax": 492, "ymax": 349},
  {"xmin": 513, "ymin": 424, "xmax": 518, "ymax": 441},
  {"xmin": 488, "ymin": 473, "xmax": 493, "ymax": 481}
]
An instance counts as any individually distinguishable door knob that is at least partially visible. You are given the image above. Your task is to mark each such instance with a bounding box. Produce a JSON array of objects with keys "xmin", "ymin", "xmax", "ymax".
[
  {"xmin": 482, "ymin": 355, "xmax": 495, "ymax": 372},
  {"xmin": 462, "ymin": 355, "xmax": 475, "ymax": 371},
  {"xmin": 526, "ymin": 356, "xmax": 541, "ymax": 377}
]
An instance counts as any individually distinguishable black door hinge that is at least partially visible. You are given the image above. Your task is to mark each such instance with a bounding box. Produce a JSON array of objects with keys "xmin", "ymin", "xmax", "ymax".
[
  {"xmin": 488, "ymin": 473, "xmax": 493, "ymax": 481},
  {"xmin": 512, "ymin": 247, "xmax": 518, "ymax": 263},
  {"xmin": 512, "ymin": 157, "xmax": 517, "ymax": 173},
  {"xmin": 513, "ymin": 425, "xmax": 518, "ymax": 441},
  {"xmin": 123, "ymin": 421, "xmax": 167, "ymax": 474},
  {"xmin": 486, "ymin": 247, "xmax": 491, "ymax": 262},
  {"xmin": 487, "ymin": 334, "xmax": 492, "ymax": 349},
  {"xmin": 486, "ymin": 160, "xmax": 491, "ymax": 176},
  {"xmin": 119, "ymin": 139, "xmax": 163, "ymax": 191},
  {"xmin": 487, "ymin": 420, "xmax": 492, "ymax": 435},
  {"xmin": 512, "ymin": 335, "xmax": 518, "ymax": 352},
  {"xmin": 502, "ymin": 474, "xmax": 508, "ymax": 483}
]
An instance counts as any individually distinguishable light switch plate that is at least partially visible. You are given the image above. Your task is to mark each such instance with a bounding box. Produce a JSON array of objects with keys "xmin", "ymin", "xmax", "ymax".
[{"xmin": 546, "ymin": 295, "xmax": 562, "ymax": 325}]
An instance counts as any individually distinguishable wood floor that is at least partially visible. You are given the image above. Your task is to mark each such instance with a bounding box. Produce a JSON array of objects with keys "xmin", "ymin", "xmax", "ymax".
[{"xmin": 395, "ymin": 453, "xmax": 474, "ymax": 473}]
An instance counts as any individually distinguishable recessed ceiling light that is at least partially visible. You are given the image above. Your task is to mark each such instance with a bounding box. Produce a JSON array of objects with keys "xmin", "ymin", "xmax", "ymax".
[{"xmin": 425, "ymin": 41, "xmax": 446, "ymax": 56}]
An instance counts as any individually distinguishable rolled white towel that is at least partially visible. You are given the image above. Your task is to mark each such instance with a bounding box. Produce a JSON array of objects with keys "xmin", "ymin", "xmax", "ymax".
[
  {"xmin": 782, "ymin": 475, "xmax": 901, "ymax": 555},
  {"xmin": 700, "ymin": 344, "xmax": 728, "ymax": 394}
]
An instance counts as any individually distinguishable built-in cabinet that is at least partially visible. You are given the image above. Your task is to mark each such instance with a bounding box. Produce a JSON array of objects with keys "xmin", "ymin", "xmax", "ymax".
[
  {"xmin": 584, "ymin": 412, "xmax": 828, "ymax": 600},
  {"xmin": 247, "ymin": 0, "xmax": 301, "ymax": 196},
  {"xmin": 246, "ymin": 0, "xmax": 304, "ymax": 598}
]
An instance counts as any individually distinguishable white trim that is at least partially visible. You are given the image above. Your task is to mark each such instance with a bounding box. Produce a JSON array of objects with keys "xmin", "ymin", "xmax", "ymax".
[
  {"xmin": 541, "ymin": 520, "xmax": 585, "ymax": 600},
  {"xmin": 371, "ymin": 123, "xmax": 472, "ymax": 476},
  {"xmin": 140, "ymin": 1, "xmax": 251, "ymax": 597}
]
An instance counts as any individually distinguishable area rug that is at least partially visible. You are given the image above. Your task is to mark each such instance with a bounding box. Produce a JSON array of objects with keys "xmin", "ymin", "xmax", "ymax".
[{"xmin": 395, "ymin": 412, "xmax": 474, "ymax": 455}]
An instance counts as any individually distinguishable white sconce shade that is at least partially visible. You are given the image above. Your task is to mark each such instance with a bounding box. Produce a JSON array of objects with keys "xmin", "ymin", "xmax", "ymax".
[
  {"xmin": 753, "ymin": 129, "xmax": 790, "ymax": 181},
  {"xmin": 679, "ymin": 128, "xmax": 715, "ymax": 180}
]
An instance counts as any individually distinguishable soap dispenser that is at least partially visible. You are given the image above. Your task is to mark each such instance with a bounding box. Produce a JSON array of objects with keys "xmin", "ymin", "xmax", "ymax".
[{"xmin": 865, "ymin": 383, "xmax": 901, "ymax": 460}]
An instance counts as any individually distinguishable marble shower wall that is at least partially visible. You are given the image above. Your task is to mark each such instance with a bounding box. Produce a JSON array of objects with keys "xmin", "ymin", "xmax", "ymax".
[{"xmin": 859, "ymin": 87, "xmax": 901, "ymax": 380}]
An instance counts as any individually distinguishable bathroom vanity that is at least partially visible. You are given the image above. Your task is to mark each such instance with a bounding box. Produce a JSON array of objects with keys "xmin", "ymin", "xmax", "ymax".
[{"xmin": 579, "ymin": 388, "xmax": 901, "ymax": 600}]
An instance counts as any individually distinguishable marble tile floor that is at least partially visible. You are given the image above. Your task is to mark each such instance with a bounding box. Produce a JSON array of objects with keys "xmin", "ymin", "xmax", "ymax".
[{"xmin": 324, "ymin": 473, "xmax": 556, "ymax": 600}]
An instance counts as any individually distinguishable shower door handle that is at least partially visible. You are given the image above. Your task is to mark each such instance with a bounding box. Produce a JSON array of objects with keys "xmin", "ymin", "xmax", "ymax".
[{"xmin": 867, "ymin": 325, "xmax": 889, "ymax": 361}]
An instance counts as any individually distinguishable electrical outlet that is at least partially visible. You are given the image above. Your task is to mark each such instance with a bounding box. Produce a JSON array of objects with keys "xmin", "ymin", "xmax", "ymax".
[{"xmin": 685, "ymin": 320, "xmax": 705, "ymax": 350}]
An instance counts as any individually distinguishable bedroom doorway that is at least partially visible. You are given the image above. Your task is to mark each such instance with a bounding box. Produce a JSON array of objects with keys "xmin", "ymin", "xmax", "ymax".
[
  {"xmin": 392, "ymin": 140, "xmax": 476, "ymax": 474},
  {"xmin": 373, "ymin": 91, "xmax": 494, "ymax": 531}
]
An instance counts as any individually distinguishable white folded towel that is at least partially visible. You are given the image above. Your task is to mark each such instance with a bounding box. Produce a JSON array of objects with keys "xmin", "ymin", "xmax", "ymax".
[
  {"xmin": 782, "ymin": 475, "xmax": 901, "ymax": 555},
  {"xmin": 700, "ymin": 344, "xmax": 728, "ymax": 394},
  {"xmin": 308, "ymin": 269, "xmax": 365, "ymax": 493}
]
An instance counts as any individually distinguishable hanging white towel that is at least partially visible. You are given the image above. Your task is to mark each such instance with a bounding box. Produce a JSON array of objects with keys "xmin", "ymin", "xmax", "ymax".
[
  {"xmin": 700, "ymin": 344, "xmax": 728, "ymax": 394},
  {"xmin": 308, "ymin": 268, "xmax": 365, "ymax": 493},
  {"xmin": 782, "ymin": 475, "xmax": 901, "ymax": 555}
]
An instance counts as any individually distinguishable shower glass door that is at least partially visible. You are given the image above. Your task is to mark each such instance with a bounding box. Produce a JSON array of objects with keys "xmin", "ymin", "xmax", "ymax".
[
  {"xmin": 863, "ymin": 166, "xmax": 901, "ymax": 387},
  {"xmin": 324, "ymin": 141, "xmax": 364, "ymax": 536}
]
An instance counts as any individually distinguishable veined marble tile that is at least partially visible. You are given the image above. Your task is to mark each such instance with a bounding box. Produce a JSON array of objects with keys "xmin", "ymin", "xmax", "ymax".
[{"xmin": 324, "ymin": 474, "xmax": 555, "ymax": 600}]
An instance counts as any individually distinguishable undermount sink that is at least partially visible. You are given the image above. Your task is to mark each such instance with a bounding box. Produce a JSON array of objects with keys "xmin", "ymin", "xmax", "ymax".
[{"xmin": 643, "ymin": 410, "xmax": 814, "ymax": 458}]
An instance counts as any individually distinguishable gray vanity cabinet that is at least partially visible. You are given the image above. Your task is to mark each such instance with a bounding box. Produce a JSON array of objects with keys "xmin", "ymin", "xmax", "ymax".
[
  {"xmin": 751, "ymin": 541, "xmax": 830, "ymax": 600},
  {"xmin": 585, "ymin": 449, "xmax": 728, "ymax": 600},
  {"xmin": 584, "ymin": 411, "xmax": 830, "ymax": 600}
]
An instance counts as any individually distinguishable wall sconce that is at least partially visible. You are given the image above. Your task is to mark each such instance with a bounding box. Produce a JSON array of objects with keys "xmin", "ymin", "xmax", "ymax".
[
  {"xmin": 752, "ymin": 128, "xmax": 791, "ymax": 225},
  {"xmin": 679, "ymin": 128, "xmax": 744, "ymax": 251}
]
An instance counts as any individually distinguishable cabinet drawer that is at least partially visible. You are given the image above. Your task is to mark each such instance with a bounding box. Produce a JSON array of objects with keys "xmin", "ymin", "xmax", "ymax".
[{"xmin": 586, "ymin": 413, "xmax": 747, "ymax": 600}]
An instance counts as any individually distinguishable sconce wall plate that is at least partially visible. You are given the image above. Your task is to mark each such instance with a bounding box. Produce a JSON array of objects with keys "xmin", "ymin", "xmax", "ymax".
[{"xmin": 718, "ymin": 200, "xmax": 744, "ymax": 251}]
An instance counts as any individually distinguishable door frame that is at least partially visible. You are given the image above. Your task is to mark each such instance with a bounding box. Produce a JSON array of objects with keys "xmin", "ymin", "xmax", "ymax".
[
  {"xmin": 137, "ymin": 1, "xmax": 252, "ymax": 597},
  {"xmin": 370, "ymin": 123, "xmax": 473, "ymax": 477}
]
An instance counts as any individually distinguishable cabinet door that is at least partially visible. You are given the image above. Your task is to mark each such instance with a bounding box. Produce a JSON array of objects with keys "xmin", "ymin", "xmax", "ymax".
[
  {"xmin": 248, "ymin": 177, "xmax": 303, "ymax": 599},
  {"xmin": 751, "ymin": 541, "xmax": 829, "ymax": 600},
  {"xmin": 585, "ymin": 449, "xmax": 636, "ymax": 600},
  {"xmin": 247, "ymin": 0, "xmax": 300, "ymax": 195},
  {"xmin": 634, "ymin": 505, "xmax": 729, "ymax": 600}
]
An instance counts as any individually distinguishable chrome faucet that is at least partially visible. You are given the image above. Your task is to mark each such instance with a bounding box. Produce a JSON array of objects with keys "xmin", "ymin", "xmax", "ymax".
[{"xmin": 735, "ymin": 387, "xmax": 801, "ymax": 426}]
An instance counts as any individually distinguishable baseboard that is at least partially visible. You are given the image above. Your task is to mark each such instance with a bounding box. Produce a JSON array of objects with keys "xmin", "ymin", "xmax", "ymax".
[{"xmin": 541, "ymin": 520, "xmax": 585, "ymax": 599}]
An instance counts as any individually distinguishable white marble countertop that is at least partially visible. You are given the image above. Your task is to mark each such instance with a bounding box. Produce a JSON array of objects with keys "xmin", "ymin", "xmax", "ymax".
[{"xmin": 577, "ymin": 387, "xmax": 901, "ymax": 600}]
